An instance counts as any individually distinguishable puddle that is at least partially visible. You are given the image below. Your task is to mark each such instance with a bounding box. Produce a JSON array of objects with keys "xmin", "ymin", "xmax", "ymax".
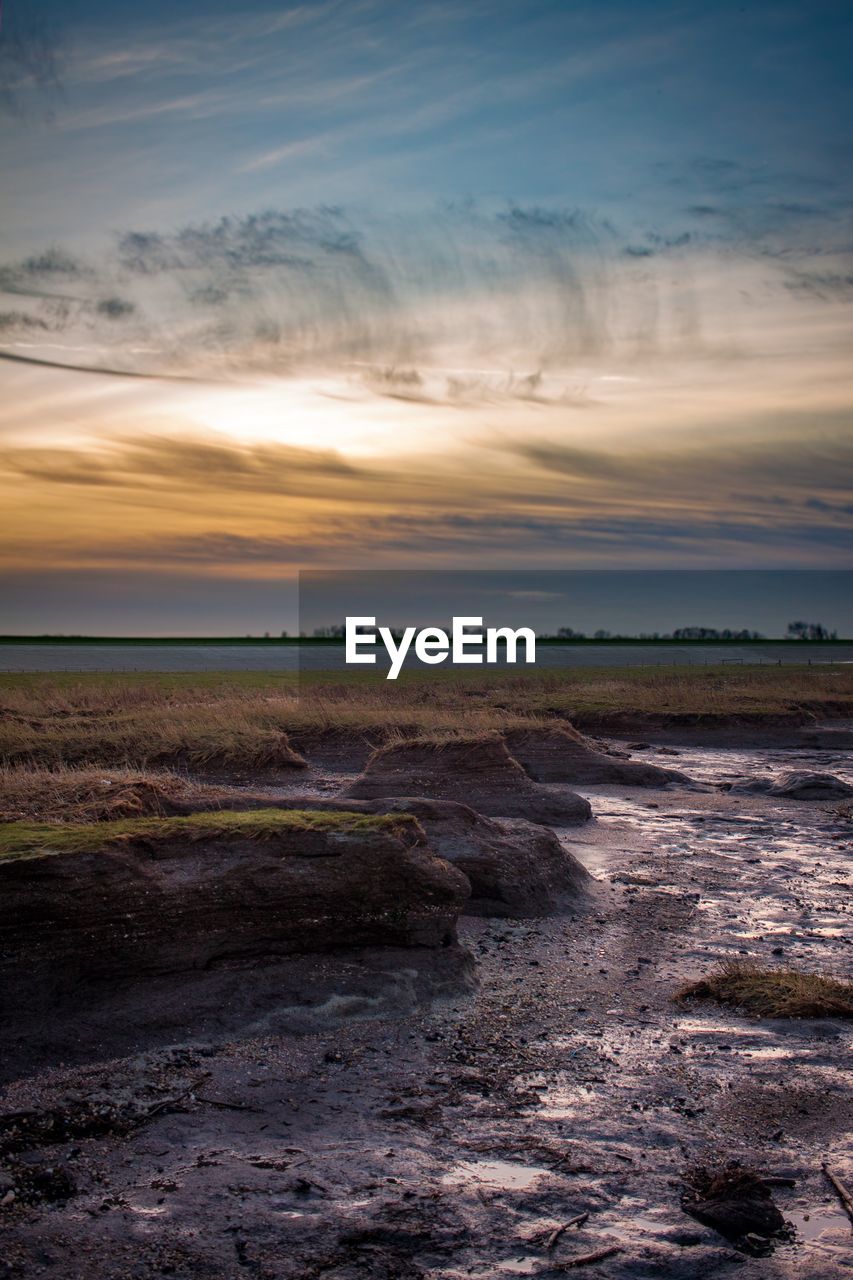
[
  {"xmin": 786, "ymin": 1204, "xmax": 853, "ymax": 1245},
  {"xmin": 442, "ymin": 1158, "xmax": 549, "ymax": 1191},
  {"xmin": 490, "ymin": 1257, "xmax": 541, "ymax": 1275},
  {"xmin": 461, "ymin": 1259, "xmax": 542, "ymax": 1278},
  {"xmin": 649, "ymin": 741, "xmax": 853, "ymax": 789},
  {"xmin": 584, "ymin": 782, "xmax": 853, "ymax": 970},
  {"xmin": 601, "ymin": 1209, "xmax": 674, "ymax": 1243}
]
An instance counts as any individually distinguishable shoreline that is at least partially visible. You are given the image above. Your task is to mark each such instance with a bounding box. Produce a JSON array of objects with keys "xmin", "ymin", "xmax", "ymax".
[{"xmin": 3, "ymin": 734, "xmax": 852, "ymax": 1277}]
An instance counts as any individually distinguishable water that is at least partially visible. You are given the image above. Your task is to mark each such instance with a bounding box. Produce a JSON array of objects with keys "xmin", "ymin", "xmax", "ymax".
[
  {"xmin": 1, "ymin": 642, "xmax": 850, "ymax": 673},
  {"xmin": 441, "ymin": 1158, "xmax": 550, "ymax": 1191}
]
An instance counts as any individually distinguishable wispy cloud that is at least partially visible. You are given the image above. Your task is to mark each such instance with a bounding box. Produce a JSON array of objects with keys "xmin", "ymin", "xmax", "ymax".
[
  {"xmin": 0, "ymin": 8, "xmax": 65, "ymax": 116},
  {"xmin": 0, "ymin": 198, "xmax": 849, "ymax": 400},
  {"xmin": 239, "ymin": 135, "xmax": 333, "ymax": 173}
]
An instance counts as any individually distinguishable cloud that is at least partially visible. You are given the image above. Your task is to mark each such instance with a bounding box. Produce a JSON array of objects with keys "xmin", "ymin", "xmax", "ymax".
[
  {"xmin": 783, "ymin": 270, "xmax": 853, "ymax": 300},
  {"xmin": 0, "ymin": 350, "xmax": 193, "ymax": 381},
  {"xmin": 2, "ymin": 400, "xmax": 850, "ymax": 578},
  {"xmin": 0, "ymin": 201, "xmax": 706, "ymax": 393},
  {"xmin": 3, "ymin": 434, "xmax": 364, "ymax": 495},
  {"xmin": 238, "ymin": 136, "xmax": 332, "ymax": 174},
  {"xmin": 1, "ymin": 186, "xmax": 847, "ymax": 401},
  {"xmin": 0, "ymin": 9, "xmax": 65, "ymax": 117},
  {"xmin": 509, "ymin": 419, "xmax": 853, "ymax": 499}
]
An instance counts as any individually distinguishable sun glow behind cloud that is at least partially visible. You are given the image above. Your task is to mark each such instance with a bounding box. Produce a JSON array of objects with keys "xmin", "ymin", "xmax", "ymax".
[
  {"xmin": 183, "ymin": 377, "xmax": 451, "ymax": 458},
  {"xmin": 0, "ymin": 0, "xmax": 851, "ymax": 631}
]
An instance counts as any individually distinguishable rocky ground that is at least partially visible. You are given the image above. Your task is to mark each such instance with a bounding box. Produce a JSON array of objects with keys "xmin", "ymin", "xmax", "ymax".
[{"xmin": 2, "ymin": 725, "xmax": 852, "ymax": 1278}]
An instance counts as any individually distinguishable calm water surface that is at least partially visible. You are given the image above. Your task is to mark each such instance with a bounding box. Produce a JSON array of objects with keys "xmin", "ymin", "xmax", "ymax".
[{"xmin": 1, "ymin": 643, "xmax": 850, "ymax": 673}]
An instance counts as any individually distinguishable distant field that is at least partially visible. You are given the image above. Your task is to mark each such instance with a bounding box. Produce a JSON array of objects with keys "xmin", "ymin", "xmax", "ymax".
[
  {"xmin": 1, "ymin": 664, "xmax": 851, "ymax": 774},
  {"xmin": 0, "ymin": 664, "xmax": 850, "ymax": 825}
]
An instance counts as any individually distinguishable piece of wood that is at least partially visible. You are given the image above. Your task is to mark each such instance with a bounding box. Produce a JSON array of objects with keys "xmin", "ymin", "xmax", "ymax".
[
  {"xmin": 195, "ymin": 1094, "xmax": 262, "ymax": 1114},
  {"xmin": 144, "ymin": 1076, "xmax": 210, "ymax": 1119},
  {"xmin": 822, "ymin": 1163, "xmax": 853, "ymax": 1228},
  {"xmin": 547, "ymin": 1213, "xmax": 590, "ymax": 1249},
  {"xmin": 558, "ymin": 1245, "xmax": 623, "ymax": 1269}
]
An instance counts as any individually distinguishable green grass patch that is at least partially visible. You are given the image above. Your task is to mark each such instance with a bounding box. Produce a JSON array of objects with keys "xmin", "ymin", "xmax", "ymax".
[
  {"xmin": 0, "ymin": 808, "xmax": 415, "ymax": 864},
  {"xmin": 676, "ymin": 958, "xmax": 853, "ymax": 1019}
]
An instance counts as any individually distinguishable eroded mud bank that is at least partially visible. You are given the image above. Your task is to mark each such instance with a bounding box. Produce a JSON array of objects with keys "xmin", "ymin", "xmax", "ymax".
[{"xmin": 2, "ymin": 731, "xmax": 852, "ymax": 1278}]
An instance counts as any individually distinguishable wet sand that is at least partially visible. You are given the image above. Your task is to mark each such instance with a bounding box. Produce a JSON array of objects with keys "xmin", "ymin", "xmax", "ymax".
[{"xmin": 2, "ymin": 731, "xmax": 852, "ymax": 1278}]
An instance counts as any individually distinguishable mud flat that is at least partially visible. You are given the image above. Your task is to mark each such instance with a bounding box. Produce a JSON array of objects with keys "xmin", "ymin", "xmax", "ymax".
[{"xmin": 2, "ymin": 728, "xmax": 852, "ymax": 1277}]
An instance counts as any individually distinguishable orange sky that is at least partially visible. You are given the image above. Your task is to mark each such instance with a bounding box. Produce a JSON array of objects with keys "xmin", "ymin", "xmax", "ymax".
[{"xmin": 1, "ymin": 2, "xmax": 851, "ymax": 630}]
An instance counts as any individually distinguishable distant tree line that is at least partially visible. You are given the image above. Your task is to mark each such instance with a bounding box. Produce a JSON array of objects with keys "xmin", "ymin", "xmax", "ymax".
[
  {"xmin": 552, "ymin": 626, "xmax": 766, "ymax": 640},
  {"xmin": 305, "ymin": 621, "xmax": 840, "ymax": 641},
  {"xmin": 785, "ymin": 620, "xmax": 838, "ymax": 640},
  {"xmin": 549, "ymin": 622, "xmax": 838, "ymax": 640}
]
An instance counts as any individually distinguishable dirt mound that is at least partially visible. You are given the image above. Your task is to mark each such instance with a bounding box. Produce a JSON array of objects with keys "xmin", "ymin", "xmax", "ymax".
[
  {"xmin": 366, "ymin": 798, "xmax": 592, "ymax": 916},
  {"xmin": 728, "ymin": 770, "xmax": 853, "ymax": 799},
  {"xmin": 681, "ymin": 1163, "xmax": 786, "ymax": 1249},
  {"xmin": 0, "ymin": 811, "xmax": 470, "ymax": 1014},
  {"xmin": 344, "ymin": 735, "xmax": 592, "ymax": 825},
  {"xmin": 504, "ymin": 726, "xmax": 691, "ymax": 787},
  {"xmin": 770, "ymin": 771, "xmax": 853, "ymax": 800},
  {"xmin": 153, "ymin": 730, "xmax": 307, "ymax": 780},
  {"xmin": 724, "ymin": 776, "xmax": 775, "ymax": 795},
  {"xmin": 290, "ymin": 728, "xmax": 393, "ymax": 772},
  {"xmin": 286, "ymin": 732, "xmax": 376, "ymax": 768},
  {"xmin": 278, "ymin": 796, "xmax": 592, "ymax": 915}
]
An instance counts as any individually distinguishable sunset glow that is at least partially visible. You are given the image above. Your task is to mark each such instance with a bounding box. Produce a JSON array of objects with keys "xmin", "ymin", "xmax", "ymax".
[{"xmin": 1, "ymin": 0, "xmax": 851, "ymax": 630}]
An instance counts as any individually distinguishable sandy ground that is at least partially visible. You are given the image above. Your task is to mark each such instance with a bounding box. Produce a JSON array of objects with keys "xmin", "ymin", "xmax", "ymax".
[{"xmin": 2, "ymin": 730, "xmax": 852, "ymax": 1278}]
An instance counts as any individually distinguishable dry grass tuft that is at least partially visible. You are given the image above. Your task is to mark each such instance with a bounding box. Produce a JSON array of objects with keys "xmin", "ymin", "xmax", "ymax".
[
  {"xmin": 676, "ymin": 958, "xmax": 853, "ymax": 1019},
  {"xmin": 0, "ymin": 765, "xmax": 246, "ymax": 823},
  {"xmin": 0, "ymin": 703, "xmax": 307, "ymax": 771},
  {"xmin": 370, "ymin": 729, "xmax": 507, "ymax": 755}
]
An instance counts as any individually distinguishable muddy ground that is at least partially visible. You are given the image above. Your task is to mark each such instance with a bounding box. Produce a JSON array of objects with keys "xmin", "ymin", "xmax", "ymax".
[{"xmin": 2, "ymin": 725, "xmax": 852, "ymax": 1278}]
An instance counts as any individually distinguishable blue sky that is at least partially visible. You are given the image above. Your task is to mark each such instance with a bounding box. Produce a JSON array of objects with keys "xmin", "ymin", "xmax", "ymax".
[
  {"xmin": 0, "ymin": 1, "xmax": 851, "ymax": 631},
  {"xmin": 6, "ymin": 0, "xmax": 853, "ymax": 249}
]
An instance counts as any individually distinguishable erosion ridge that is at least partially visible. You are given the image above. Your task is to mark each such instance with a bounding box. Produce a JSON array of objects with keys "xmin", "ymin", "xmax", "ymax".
[
  {"xmin": 345, "ymin": 733, "xmax": 593, "ymax": 824},
  {"xmin": 256, "ymin": 794, "xmax": 594, "ymax": 916},
  {"xmin": 504, "ymin": 724, "xmax": 692, "ymax": 786},
  {"xmin": 0, "ymin": 810, "xmax": 471, "ymax": 1014}
]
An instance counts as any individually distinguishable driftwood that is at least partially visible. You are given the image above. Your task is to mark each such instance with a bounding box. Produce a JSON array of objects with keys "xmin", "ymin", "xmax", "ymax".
[
  {"xmin": 822, "ymin": 1163, "xmax": 853, "ymax": 1228},
  {"xmin": 195, "ymin": 1094, "xmax": 263, "ymax": 1114},
  {"xmin": 557, "ymin": 1245, "xmax": 623, "ymax": 1269},
  {"xmin": 546, "ymin": 1213, "xmax": 590, "ymax": 1249},
  {"xmin": 144, "ymin": 1077, "xmax": 211, "ymax": 1119}
]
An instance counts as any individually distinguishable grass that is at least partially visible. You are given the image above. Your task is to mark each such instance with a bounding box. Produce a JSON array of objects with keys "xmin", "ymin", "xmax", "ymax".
[
  {"xmin": 0, "ymin": 808, "xmax": 416, "ymax": 865},
  {"xmin": 0, "ymin": 698, "xmax": 307, "ymax": 771},
  {"xmin": 0, "ymin": 664, "xmax": 849, "ymax": 773},
  {"xmin": 0, "ymin": 764, "xmax": 260, "ymax": 823},
  {"xmin": 676, "ymin": 958, "xmax": 853, "ymax": 1019},
  {"xmin": 1, "ymin": 665, "xmax": 845, "ymax": 752},
  {"xmin": 3, "ymin": 662, "xmax": 850, "ymax": 716}
]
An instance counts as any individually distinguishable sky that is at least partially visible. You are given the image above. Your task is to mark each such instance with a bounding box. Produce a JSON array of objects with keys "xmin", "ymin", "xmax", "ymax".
[{"xmin": 0, "ymin": 0, "xmax": 851, "ymax": 634}]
